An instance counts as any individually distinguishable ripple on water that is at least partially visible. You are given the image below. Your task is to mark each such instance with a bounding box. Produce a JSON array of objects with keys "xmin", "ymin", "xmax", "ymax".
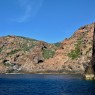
[{"xmin": 0, "ymin": 74, "xmax": 95, "ymax": 95}]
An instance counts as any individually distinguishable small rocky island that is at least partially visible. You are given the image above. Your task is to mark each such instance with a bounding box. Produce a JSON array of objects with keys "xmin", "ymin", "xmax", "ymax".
[{"xmin": 0, "ymin": 23, "xmax": 95, "ymax": 75}]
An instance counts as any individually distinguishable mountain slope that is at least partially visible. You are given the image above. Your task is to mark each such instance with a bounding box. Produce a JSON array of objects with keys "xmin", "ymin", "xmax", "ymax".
[{"xmin": 0, "ymin": 23, "xmax": 94, "ymax": 74}]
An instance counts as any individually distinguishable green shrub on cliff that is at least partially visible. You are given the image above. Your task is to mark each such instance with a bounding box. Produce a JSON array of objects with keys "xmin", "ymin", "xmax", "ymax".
[
  {"xmin": 0, "ymin": 48, "xmax": 2, "ymax": 53},
  {"xmin": 54, "ymin": 42, "xmax": 61, "ymax": 47},
  {"xmin": 0, "ymin": 46, "xmax": 4, "ymax": 53},
  {"xmin": 22, "ymin": 45, "xmax": 35, "ymax": 51},
  {"xmin": 68, "ymin": 38, "xmax": 82, "ymax": 59},
  {"xmin": 7, "ymin": 49, "xmax": 21, "ymax": 56},
  {"xmin": 43, "ymin": 49, "xmax": 55, "ymax": 59},
  {"xmin": 17, "ymin": 36, "xmax": 37, "ymax": 41},
  {"xmin": 68, "ymin": 47, "xmax": 81, "ymax": 59}
]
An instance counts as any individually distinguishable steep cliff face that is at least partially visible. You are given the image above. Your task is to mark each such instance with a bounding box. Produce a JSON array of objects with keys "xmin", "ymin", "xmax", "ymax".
[
  {"xmin": 84, "ymin": 23, "xmax": 95, "ymax": 80},
  {"xmin": 0, "ymin": 23, "xmax": 94, "ymax": 74}
]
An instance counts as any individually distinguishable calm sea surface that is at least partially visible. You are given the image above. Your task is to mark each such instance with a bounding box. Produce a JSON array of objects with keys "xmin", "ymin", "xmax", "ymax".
[{"xmin": 0, "ymin": 74, "xmax": 95, "ymax": 95}]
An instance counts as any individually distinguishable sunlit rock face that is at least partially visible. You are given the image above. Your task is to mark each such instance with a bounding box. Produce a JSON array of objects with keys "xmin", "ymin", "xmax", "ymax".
[
  {"xmin": 84, "ymin": 65, "xmax": 95, "ymax": 80},
  {"xmin": 85, "ymin": 74, "xmax": 95, "ymax": 80},
  {"xmin": 0, "ymin": 23, "xmax": 95, "ymax": 74}
]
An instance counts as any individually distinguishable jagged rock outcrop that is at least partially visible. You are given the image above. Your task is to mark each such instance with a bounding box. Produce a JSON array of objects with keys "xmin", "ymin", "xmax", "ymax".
[
  {"xmin": 84, "ymin": 23, "xmax": 95, "ymax": 80},
  {"xmin": 0, "ymin": 23, "xmax": 94, "ymax": 74}
]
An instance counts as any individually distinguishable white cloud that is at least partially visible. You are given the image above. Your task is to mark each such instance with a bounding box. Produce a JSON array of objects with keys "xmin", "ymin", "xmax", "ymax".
[
  {"xmin": 11, "ymin": 0, "xmax": 44, "ymax": 23},
  {"xmin": 16, "ymin": 5, "xmax": 31, "ymax": 22},
  {"xmin": 18, "ymin": 0, "xmax": 29, "ymax": 7}
]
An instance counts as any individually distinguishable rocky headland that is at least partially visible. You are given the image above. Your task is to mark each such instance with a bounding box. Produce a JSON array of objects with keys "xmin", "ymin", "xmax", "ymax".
[{"xmin": 0, "ymin": 23, "xmax": 94, "ymax": 74}]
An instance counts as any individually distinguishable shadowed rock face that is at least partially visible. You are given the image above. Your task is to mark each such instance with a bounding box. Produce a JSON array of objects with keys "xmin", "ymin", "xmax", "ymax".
[
  {"xmin": 84, "ymin": 23, "xmax": 95, "ymax": 80},
  {"xmin": 92, "ymin": 24, "xmax": 95, "ymax": 72}
]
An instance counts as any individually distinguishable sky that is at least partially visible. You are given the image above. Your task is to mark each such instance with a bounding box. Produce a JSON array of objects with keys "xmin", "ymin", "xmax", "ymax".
[{"xmin": 0, "ymin": 0, "xmax": 95, "ymax": 43}]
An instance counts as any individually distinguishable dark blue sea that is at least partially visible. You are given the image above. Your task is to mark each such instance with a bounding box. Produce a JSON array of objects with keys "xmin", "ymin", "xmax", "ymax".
[{"xmin": 0, "ymin": 74, "xmax": 95, "ymax": 95}]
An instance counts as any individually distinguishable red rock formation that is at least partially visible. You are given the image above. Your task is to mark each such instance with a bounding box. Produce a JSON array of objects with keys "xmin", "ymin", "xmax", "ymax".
[{"xmin": 0, "ymin": 23, "xmax": 94, "ymax": 74}]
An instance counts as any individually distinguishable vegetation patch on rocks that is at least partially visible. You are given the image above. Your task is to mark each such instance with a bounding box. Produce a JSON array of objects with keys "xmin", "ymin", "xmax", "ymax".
[
  {"xmin": 43, "ymin": 49, "xmax": 55, "ymax": 59},
  {"xmin": 68, "ymin": 38, "xmax": 82, "ymax": 59},
  {"xmin": 7, "ymin": 49, "xmax": 21, "ymax": 56}
]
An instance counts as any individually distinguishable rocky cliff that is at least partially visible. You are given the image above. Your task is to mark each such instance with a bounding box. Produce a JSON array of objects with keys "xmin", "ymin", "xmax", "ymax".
[{"xmin": 0, "ymin": 23, "xmax": 94, "ymax": 74}]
